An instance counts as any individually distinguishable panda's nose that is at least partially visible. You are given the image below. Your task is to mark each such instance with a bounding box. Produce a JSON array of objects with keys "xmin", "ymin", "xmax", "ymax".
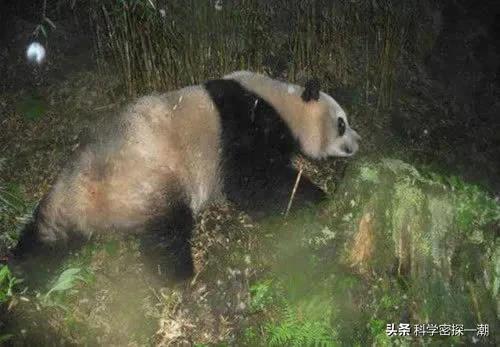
[{"xmin": 341, "ymin": 145, "xmax": 353, "ymax": 155}]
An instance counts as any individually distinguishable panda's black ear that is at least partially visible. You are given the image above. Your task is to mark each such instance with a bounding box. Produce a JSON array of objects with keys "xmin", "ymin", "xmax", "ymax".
[{"xmin": 301, "ymin": 79, "xmax": 320, "ymax": 102}]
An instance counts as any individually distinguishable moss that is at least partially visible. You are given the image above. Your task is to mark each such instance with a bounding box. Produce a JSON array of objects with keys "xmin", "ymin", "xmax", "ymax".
[{"xmin": 333, "ymin": 158, "xmax": 500, "ymax": 343}]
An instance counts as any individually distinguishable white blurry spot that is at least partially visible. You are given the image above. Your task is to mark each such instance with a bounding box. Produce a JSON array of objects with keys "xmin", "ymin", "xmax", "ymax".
[
  {"xmin": 342, "ymin": 212, "xmax": 353, "ymax": 222},
  {"xmin": 195, "ymin": 284, "xmax": 207, "ymax": 294},
  {"xmin": 26, "ymin": 42, "xmax": 46, "ymax": 64},
  {"xmin": 159, "ymin": 9, "xmax": 166, "ymax": 18},
  {"xmin": 320, "ymin": 226, "xmax": 336, "ymax": 240},
  {"xmin": 227, "ymin": 267, "xmax": 241, "ymax": 277},
  {"xmin": 287, "ymin": 85, "xmax": 296, "ymax": 94},
  {"xmin": 423, "ymin": 129, "xmax": 428, "ymax": 135},
  {"xmin": 173, "ymin": 97, "xmax": 182, "ymax": 110},
  {"xmin": 215, "ymin": 0, "xmax": 223, "ymax": 11}
]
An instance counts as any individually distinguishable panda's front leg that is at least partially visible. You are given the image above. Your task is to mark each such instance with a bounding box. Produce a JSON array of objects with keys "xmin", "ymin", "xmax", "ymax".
[
  {"xmin": 262, "ymin": 165, "xmax": 327, "ymax": 214},
  {"xmin": 278, "ymin": 165, "xmax": 328, "ymax": 208},
  {"xmin": 225, "ymin": 162, "xmax": 327, "ymax": 219},
  {"xmin": 140, "ymin": 200, "xmax": 195, "ymax": 280}
]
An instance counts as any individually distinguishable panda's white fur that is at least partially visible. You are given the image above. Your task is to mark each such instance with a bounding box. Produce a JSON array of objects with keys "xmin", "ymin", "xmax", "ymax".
[
  {"xmin": 37, "ymin": 87, "xmax": 221, "ymax": 243},
  {"xmin": 224, "ymin": 71, "xmax": 360, "ymax": 158},
  {"xmin": 13, "ymin": 71, "xmax": 360, "ymax": 279}
]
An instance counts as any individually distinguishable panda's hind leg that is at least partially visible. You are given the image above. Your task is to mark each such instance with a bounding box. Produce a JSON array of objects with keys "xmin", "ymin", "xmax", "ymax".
[
  {"xmin": 139, "ymin": 198, "xmax": 195, "ymax": 281},
  {"xmin": 9, "ymin": 230, "xmax": 86, "ymax": 289}
]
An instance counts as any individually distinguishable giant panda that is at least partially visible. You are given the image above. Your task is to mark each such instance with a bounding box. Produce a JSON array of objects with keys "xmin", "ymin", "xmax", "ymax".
[{"xmin": 11, "ymin": 71, "xmax": 360, "ymax": 279}]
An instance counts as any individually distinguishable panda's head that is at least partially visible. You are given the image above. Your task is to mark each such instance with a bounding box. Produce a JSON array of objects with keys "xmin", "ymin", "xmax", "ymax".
[
  {"xmin": 223, "ymin": 71, "xmax": 361, "ymax": 160},
  {"xmin": 299, "ymin": 79, "xmax": 361, "ymax": 159}
]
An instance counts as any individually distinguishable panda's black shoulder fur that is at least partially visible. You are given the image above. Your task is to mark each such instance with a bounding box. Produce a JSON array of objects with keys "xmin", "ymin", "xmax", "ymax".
[
  {"xmin": 204, "ymin": 78, "xmax": 325, "ymax": 217},
  {"xmin": 204, "ymin": 78, "xmax": 297, "ymax": 166}
]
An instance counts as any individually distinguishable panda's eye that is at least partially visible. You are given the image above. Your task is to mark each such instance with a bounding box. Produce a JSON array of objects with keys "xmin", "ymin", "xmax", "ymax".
[{"xmin": 337, "ymin": 117, "xmax": 346, "ymax": 136}]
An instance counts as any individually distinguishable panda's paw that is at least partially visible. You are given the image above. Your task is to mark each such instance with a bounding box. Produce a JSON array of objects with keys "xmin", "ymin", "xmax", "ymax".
[{"xmin": 172, "ymin": 249, "xmax": 194, "ymax": 281}]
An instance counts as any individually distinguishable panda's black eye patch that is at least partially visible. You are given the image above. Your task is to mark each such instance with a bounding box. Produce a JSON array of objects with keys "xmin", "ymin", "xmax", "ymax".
[{"xmin": 337, "ymin": 117, "xmax": 346, "ymax": 136}]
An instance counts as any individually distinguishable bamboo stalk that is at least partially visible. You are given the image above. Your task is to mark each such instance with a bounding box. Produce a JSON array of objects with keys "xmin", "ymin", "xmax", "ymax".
[{"xmin": 284, "ymin": 164, "xmax": 303, "ymax": 219}]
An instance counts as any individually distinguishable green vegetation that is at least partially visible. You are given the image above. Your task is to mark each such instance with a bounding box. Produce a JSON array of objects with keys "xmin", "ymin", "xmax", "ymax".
[
  {"xmin": 0, "ymin": 265, "xmax": 19, "ymax": 343},
  {"xmin": 245, "ymin": 279, "xmax": 336, "ymax": 346},
  {"xmin": 15, "ymin": 94, "xmax": 47, "ymax": 121},
  {"xmin": 43, "ymin": 268, "xmax": 88, "ymax": 306},
  {"xmin": 232, "ymin": 159, "xmax": 499, "ymax": 345},
  {"xmin": 0, "ymin": 265, "xmax": 21, "ymax": 305},
  {"xmin": 0, "ymin": 158, "xmax": 35, "ymax": 254}
]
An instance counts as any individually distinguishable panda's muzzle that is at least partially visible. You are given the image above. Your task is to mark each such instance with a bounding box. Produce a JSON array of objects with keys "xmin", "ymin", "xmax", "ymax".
[{"xmin": 341, "ymin": 144, "xmax": 353, "ymax": 155}]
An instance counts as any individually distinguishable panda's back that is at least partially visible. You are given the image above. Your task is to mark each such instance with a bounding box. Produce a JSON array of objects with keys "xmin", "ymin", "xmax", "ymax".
[{"xmin": 40, "ymin": 86, "xmax": 222, "ymax": 238}]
